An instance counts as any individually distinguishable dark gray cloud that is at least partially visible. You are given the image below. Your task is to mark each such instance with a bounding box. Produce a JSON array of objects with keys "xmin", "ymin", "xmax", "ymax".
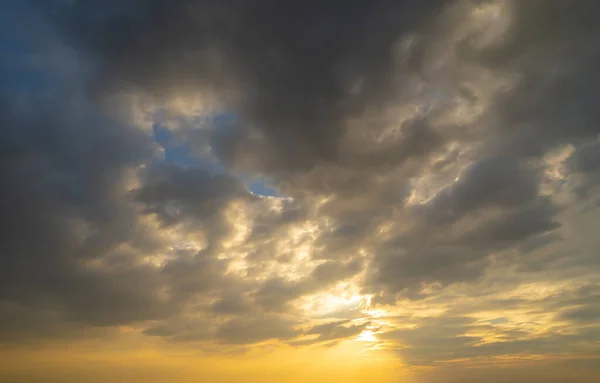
[
  {"xmin": 415, "ymin": 157, "xmax": 541, "ymax": 225},
  {"xmin": 560, "ymin": 304, "xmax": 600, "ymax": 324},
  {"xmin": 0, "ymin": 301, "xmax": 118, "ymax": 343},
  {"xmin": 476, "ymin": 1, "xmax": 600, "ymax": 156},
  {"xmin": 365, "ymin": 193, "xmax": 560, "ymax": 301},
  {"xmin": 566, "ymin": 139, "xmax": 600, "ymax": 196},
  {"xmin": 0, "ymin": 5, "xmax": 176, "ymax": 330},
  {"xmin": 215, "ymin": 314, "xmax": 300, "ymax": 344},
  {"xmin": 36, "ymin": 0, "xmax": 454, "ymax": 175},
  {"xmin": 135, "ymin": 164, "xmax": 254, "ymax": 224},
  {"xmin": 211, "ymin": 290, "xmax": 254, "ymax": 315},
  {"xmin": 568, "ymin": 140, "xmax": 600, "ymax": 175}
]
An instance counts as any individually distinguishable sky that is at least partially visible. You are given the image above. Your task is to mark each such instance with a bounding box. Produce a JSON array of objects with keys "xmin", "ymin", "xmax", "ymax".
[{"xmin": 1, "ymin": 1, "xmax": 600, "ymax": 382}]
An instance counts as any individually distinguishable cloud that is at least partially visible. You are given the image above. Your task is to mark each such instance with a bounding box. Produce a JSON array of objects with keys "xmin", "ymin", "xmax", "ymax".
[
  {"xmin": 252, "ymin": 258, "xmax": 363, "ymax": 312},
  {"xmin": 215, "ymin": 314, "xmax": 300, "ymax": 345},
  {"xmin": 380, "ymin": 309, "xmax": 600, "ymax": 368},
  {"xmin": 415, "ymin": 157, "xmax": 541, "ymax": 224},
  {"xmin": 2, "ymin": 2, "xmax": 600, "ymax": 381},
  {"xmin": 37, "ymin": 0, "xmax": 457, "ymax": 175},
  {"xmin": 0, "ymin": 4, "xmax": 175, "ymax": 331},
  {"xmin": 291, "ymin": 320, "xmax": 369, "ymax": 346}
]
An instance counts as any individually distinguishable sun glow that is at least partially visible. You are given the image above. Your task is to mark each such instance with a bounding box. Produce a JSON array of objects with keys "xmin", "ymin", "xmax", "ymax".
[{"xmin": 355, "ymin": 330, "xmax": 378, "ymax": 343}]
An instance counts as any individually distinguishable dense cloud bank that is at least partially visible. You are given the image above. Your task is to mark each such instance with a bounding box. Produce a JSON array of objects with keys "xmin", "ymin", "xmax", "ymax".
[{"xmin": 1, "ymin": 0, "xmax": 600, "ymax": 370}]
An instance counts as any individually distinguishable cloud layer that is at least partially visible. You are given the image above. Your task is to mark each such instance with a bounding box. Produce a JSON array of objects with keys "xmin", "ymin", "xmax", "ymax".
[{"xmin": 2, "ymin": 0, "xmax": 600, "ymax": 380}]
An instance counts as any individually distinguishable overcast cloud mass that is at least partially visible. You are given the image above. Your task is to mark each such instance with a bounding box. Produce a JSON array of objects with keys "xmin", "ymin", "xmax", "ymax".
[{"xmin": 1, "ymin": 1, "xmax": 600, "ymax": 382}]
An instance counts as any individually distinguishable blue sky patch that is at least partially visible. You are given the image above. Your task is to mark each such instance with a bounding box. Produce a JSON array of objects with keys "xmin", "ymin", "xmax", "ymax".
[{"xmin": 152, "ymin": 114, "xmax": 279, "ymax": 197}]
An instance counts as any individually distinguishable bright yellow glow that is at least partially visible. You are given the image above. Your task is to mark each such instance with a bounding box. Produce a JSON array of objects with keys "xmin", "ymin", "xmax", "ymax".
[
  {"xmin": 297, "ymin": 287, "xmax": 366, "ymax": 317},
  {"xmin": 355, "ymin": 330, "xmax": 378, "ymax": 343},
  {"xmin": 0, "ymin": 340, "xmax": 401, "ymax": 383}
]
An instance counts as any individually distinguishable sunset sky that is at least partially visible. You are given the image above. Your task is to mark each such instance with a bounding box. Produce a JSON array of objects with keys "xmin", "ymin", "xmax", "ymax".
[{"xmin": 2, "ymin": 1, "xmax": 600, "ymax": 382}]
